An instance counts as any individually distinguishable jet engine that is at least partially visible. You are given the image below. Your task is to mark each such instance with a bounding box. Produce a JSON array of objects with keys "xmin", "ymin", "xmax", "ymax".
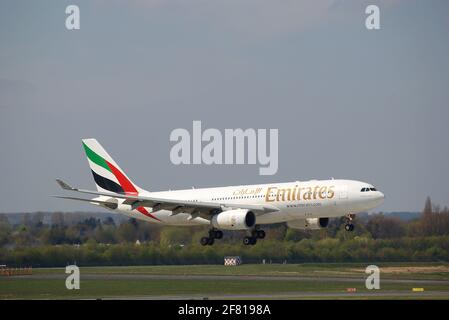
[
  {"xmin": 287, "ymin": 217, "xmax": 329, "ymax": 230},
  {"xmin": 211, "ymin": 209, "xmax": 256, "ymax": 230}
]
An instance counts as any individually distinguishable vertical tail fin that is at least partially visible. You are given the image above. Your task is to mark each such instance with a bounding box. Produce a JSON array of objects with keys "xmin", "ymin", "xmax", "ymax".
[{"xmin": 82, "ymin": 138, "xmax": 144, "ymax": 194}]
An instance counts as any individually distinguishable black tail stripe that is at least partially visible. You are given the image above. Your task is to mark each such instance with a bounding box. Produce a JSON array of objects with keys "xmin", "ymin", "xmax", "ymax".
[{"xmin": 91, "ymin": 170, "xmax": 124, "ymax": 193}]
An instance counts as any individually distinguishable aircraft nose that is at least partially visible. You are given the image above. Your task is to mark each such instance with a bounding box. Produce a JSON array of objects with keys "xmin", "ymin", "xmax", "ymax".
[{"xmin": 376, "ymin": 191, "xmax": 385, "ymax": 202}]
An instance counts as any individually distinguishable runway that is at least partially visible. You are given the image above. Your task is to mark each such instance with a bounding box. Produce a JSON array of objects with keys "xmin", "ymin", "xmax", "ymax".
[
  {"xmin": 16, "ymin": 273, "xmax": 449, "ymax": 285},
  {"xmin": 103, "ymin": 291, "xmax": 449, "ymax": 300}
]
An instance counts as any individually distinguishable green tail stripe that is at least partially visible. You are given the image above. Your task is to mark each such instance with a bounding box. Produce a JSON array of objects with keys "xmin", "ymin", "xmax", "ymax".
[{"xmin": 82, "ymin": 142, "xmax": 112, "ymax": 173}]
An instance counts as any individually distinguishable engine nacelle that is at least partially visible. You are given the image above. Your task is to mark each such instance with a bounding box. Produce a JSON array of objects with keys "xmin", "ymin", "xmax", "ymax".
[
  {"xmin": 211, "ymin": 209, "xmax": 256, "ymax": 230},
  {"xmin": 287, "ymin": 217, "xmax": 329, "ymax": 230}
]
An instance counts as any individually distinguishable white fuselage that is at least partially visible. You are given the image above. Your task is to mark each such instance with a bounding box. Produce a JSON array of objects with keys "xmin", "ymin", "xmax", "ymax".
[{"xmin": 96, "ymin": 179, "xmax": 384, "ymax": 227}]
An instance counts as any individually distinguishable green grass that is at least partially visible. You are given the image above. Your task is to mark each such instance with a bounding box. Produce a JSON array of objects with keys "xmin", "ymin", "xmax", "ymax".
[
  {"xmin": 32, "ymin": 262, "xmax": 449, "ymax": 280},
  {"xmin": 1, "ymin": 263, "xmax": 449, "ymax": 299},
  {"xmin": 1, "ymin": 278, "xmax": 448, "ymax": 300}
]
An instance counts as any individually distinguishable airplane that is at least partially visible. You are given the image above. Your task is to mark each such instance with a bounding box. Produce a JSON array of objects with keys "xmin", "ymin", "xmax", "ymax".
[{"xmin": 55, "ymin": 138, "xmax": 385, "ymax": 246}]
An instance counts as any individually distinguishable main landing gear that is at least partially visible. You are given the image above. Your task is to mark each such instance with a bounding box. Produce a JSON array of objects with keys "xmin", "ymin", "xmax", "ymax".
[
  {"xmin": 344, "ymin": 213, "xmax": 355, "ymax": 232},
  {"xmin": 243, "ymin": 229, "xmax": 266, "ymax": 246},
  {"xmin": 200, "ymin": 228, "xmax": 266, "ymax": 246},
  {"xmin": 200, "ymin": 229, "xmax": 223, "ymax": 246}
]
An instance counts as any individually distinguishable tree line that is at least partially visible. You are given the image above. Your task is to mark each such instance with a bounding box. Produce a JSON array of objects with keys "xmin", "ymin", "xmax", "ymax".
[{"xmin": 0, "ymin": 197, "xmax": 448, "ymax": 266}]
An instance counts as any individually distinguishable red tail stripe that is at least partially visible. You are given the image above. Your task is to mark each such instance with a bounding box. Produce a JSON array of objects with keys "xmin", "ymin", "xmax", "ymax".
[
  {"xmin": 137, "ymin": 206, "xmax": 161, "ymax": 221},
  {"xmin": 105, "ymin": 160, "xmax": 138, "ymax": 195},
  {"xmin": 105, "ymin": 160, "xmax": 160, "ymax": 222}
]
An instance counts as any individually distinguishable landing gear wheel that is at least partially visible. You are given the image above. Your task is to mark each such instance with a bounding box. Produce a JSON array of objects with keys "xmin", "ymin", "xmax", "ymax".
[
  {"xmin": 243, "ymin": 236, "xmax": 257, "ymax": 245},
  {"xmin": 243, "ymin": 236, "xmax": 252, "ymax": 245},
  {"xmin": 207, "ymin": 238, "xmax": 215, "ymax": 245},
  {"xmin": 209, "ymin": 229, "xmax": 223, "ymax": 240},
  {"xmin": 200, "ymin": 237, "xmax": 210, "ymax": 246},
  {"xmin": 256, "ymin": 230, "xmax": 266, "ymax": 239},
  {"xmin": 344, "ymin": 223, "xmax": 354, "ymax": 232}
]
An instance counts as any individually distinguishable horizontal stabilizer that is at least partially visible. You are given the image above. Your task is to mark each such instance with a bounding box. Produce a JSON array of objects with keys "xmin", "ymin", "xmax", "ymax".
[{"xmin": 52, "ymin": 195, "xmax": 119, "ymax": 209}]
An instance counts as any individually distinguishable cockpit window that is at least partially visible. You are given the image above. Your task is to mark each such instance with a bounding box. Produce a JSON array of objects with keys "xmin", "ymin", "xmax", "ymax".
[{"xmin": 361, "ymin": 187, "xmax": 377, "ymax": 192}]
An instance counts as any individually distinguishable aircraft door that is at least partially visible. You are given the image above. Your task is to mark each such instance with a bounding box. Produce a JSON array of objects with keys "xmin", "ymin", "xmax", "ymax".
[{"xmin": 339, "ymin": 185, "xmax": 348, "ymax": 199}]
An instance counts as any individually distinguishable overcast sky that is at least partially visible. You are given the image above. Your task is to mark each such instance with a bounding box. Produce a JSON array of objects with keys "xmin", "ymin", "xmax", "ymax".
[{"xmin": 1, "ymin": 0, "xmax": 448, "ymax": 213}]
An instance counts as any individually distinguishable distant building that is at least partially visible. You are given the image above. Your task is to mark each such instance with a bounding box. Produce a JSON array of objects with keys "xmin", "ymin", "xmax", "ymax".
[{"xmin": 224, "ymin": 256, "xmax": 242, "ymax": 266}]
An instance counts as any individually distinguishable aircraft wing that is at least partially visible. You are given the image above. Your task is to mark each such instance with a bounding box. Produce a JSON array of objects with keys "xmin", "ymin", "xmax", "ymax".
[{"xmin": 55, "ymin": 179, "xmax": 279, "ymax": 217}]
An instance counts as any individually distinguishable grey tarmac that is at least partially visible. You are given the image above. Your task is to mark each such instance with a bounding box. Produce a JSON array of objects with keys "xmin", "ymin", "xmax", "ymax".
[{"xmin": 14, "ymin": 273, "xmax": 449, "ymax": 285}]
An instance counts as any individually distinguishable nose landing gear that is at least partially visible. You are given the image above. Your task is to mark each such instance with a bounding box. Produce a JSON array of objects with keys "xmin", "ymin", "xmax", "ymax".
[
  {"xmin": 200, "ymin": 228, "xmax": 267, "ymax": 246},
  {"xmin": 344, "ymin": 213, "xmax": 355, "ymax": 232}
]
